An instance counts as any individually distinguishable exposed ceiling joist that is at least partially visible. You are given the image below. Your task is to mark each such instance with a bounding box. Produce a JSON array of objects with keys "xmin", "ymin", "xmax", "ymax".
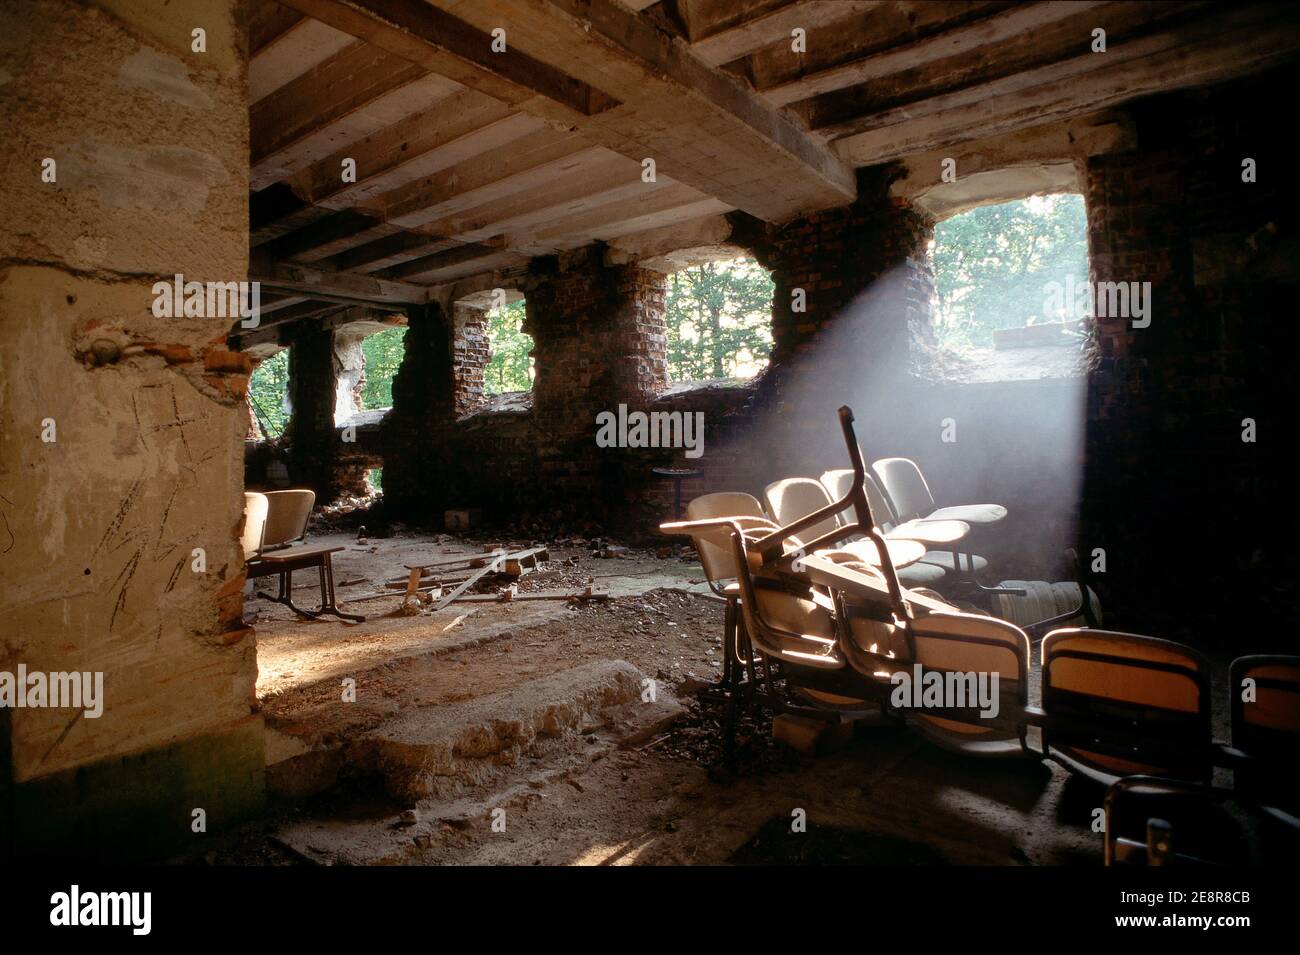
[
  {"xmin": 252, "ymin": 43, "xmax": 464, "ymax": 189},
  {"xmin": 688, "ymin": 0, "xmax": 880, "ymax": 67},
  {"xmin": 320, "ymin": 233, "xmax": 465, "ymax": 274},
  {"xmin": 413, "ymin": 154, "xmax": 651, "ymax": 242},
  {"xmin": 278, "ymin": 0, "xmax": 614, "ymax": 118},
  {"xmin": 736, "ymin": 1, "xmax": 1011, "ymax": 96},
  {"xmin": 763, "ymin": 0, "xmax": 1109, "ymax": 107},
  {"xmin": 249, "ymin": 10, "xmax": 357, "ymax": 102},
  {"xmin": 252, "ymin": 255, "xmax": 430, "ymax": 306},
  {"xmin": 375, "ymin": 240, "xmax": 509, "ymax": 281},
  {"xmin": 291, "ymin": 102, "xmax": 541, "ymax": 213},
  {"xmin": 831, "ymin": 2, "xmax": 1300, "ymax": 165},
  {"xmin": 382, "ymin": 138, "xmax": 609, "ymax": 229},
  {"xmin": 290, "ymin": 0, "xmax": 856, "ymax": 220}
]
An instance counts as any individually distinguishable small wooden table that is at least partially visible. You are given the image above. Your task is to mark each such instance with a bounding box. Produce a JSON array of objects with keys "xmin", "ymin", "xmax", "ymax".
[{"xmin": 247, "ymin": 544, "xmax": 365, "ymax": 622}]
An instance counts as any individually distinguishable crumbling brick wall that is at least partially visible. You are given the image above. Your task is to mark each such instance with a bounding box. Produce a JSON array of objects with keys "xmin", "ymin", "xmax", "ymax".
[
  {"xmin": 1080, "ymin": 67, "xmax": 1300, "ymax": 634},
  {"xmin": 285, "ymin": 325, "xmax": 340, "ymax": 502},
  {"xmin": 383, "ymin": 303, "xmax": 456, "ymax": 525},
  {"xmin": 452, "ymin": 303, "xmax": 490, "ymax": 418}
]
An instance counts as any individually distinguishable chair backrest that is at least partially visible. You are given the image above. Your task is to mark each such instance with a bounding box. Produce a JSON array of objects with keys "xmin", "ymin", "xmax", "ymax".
[
  {"xmin": 872, "ymin": 457, "xmax": 935, "ymax": 524},
  {"xmin": 763, "ymin": 478, "xmax": 841, "ymax": 543},
  {"xmin": 821, "ymin": 468, "xmax": 899, "ymax": 532},
  {"xmin": 241, "ymin": 492, "xmax": 270, "ymax": 560},
  {"xmin": 685, "ymin": 492, "xmax": 767, "ymax": 585},
  {"xmin": 734, "ymin": 568, "xmax": 843, "ymax": 671},
  {"xmin": 261, "ymin": 489, "xmax": 315, "ymax": 549},
  {"xmin": 1041, "ymin": 628, "xmax": 1213, "ymax": 783},
  {"xmin": 1230, "ymin": 654, "xmax": 1300, "ymax": 807},
  {"xmin": 905, "ymin": 612, "xmax": 1031, "ymax": 753}
]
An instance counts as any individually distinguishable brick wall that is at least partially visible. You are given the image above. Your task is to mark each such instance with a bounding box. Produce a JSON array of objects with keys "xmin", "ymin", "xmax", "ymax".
[
  {"xmin": 1080, "ymin": 67, "xmax": 1300, "ymax": 637},
  {"xmin": 383, "ymin": 303, "xmax": 456, "ymax": 525},
  {"xmin": 451, "ymin": 303, "xmax": 489, "ymax": 417}
]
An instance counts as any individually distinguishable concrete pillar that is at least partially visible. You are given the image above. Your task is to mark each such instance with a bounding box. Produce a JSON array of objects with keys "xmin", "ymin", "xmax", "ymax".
[{"xmin": 0, "ymin": 0, "xmax": 263, "ymax": 861}]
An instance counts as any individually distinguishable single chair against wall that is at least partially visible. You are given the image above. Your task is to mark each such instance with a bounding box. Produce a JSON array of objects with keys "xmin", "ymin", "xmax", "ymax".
[{"xmin": 243, "ymin": 488, "xmax": 365, "ymax": 623}]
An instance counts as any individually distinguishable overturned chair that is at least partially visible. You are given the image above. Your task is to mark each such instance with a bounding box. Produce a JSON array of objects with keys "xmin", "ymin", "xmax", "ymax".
[
  {"xmin": 243, "ymin": 489, "xmax": 365, "ymax": 623},
  {"xmin": 679, "ymin": 489, "xmax": 886, "ymax": 757}
]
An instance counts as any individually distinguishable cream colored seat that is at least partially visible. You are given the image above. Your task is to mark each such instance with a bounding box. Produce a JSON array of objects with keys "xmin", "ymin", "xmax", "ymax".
[
  {"xmin": 673, "ymin": 494, "xmax": 874, "ymax": 714},
  {"xmin": 763, "ymin": 476, "xmax": 925, "ymax": 570},
  {"xmin": 872, "ymin": 456, "xmax": 1007, "ymax": 526},
  {"xmin": 1230, "ymin": 654, "xmax": 1300, "ymax": 821},
  {"xmin": 820, "ymin": 469, "xmax": 980, "ymax": 584},
  {"xmin": 763, "ymin": 478, "xmax": 842, "ymax": 544},
  {"xmin": 245, "ymin": 487, "xmax": 364, "ymax": 623},
  {"xmin": 686, "ymin": 492, "xmax": 781, "ymax": 592},
  {"xmin": 684, "ymin": 492, "xmax": 776, "ymax": 683},
  {"xmin": 734, "ymin": 553, "xmax": 878, "ymax": 713},
  {"xmin": 241, "ymin": 492, "xmax": 270, "ymax": 559},
  {"xmin": 261, "ymin": 489, "xmax": 316, "ymax": 549},
  {"xmin": 903, "ymin": 612, "xmax": 1032, "ymax": 757},
  {"xmin": 818, "ymin": 550, "xmax": 1031, "ymax": 757},
  {"xmin": 1041, "ymin": 629, "xmax": 1212, "ymax": 785}
]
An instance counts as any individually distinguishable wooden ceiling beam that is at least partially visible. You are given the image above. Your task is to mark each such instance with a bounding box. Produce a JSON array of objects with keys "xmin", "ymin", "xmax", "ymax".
[{"xmin": 831, "ymin": 2, "xmax": 1300, "ymax": 165}]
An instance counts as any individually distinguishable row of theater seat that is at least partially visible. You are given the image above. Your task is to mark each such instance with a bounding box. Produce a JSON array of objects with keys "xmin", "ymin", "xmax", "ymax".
[{"xmin": 661, "ymin": 407, "xmax": 1298, "ymax": 862}]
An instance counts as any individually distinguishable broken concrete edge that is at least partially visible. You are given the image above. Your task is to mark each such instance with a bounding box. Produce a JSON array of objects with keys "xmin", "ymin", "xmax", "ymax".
[
  {"xmin": 267, "ymin": 660, "xmax": 682, "ymax": 807},
  {"xmin": 4, "ymin": 716, "xmax": 266, "ymax": 863}
]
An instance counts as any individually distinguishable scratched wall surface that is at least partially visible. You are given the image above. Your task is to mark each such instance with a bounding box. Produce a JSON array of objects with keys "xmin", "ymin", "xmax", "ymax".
[{"xmin": 0, "ymin": 0, "xmax": 259, "ymax": 787}]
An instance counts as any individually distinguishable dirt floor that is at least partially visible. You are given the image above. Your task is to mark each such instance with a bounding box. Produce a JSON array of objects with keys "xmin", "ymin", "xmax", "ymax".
[{"xmin": 192, "ymin": 528, "xmax": 1260, "ymax": 867}]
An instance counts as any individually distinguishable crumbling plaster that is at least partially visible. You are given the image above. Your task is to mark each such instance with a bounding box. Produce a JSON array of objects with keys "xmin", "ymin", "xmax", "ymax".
[{"xmin": 0, "ymin": 0, "xmax": 258, "ymax": 797}]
